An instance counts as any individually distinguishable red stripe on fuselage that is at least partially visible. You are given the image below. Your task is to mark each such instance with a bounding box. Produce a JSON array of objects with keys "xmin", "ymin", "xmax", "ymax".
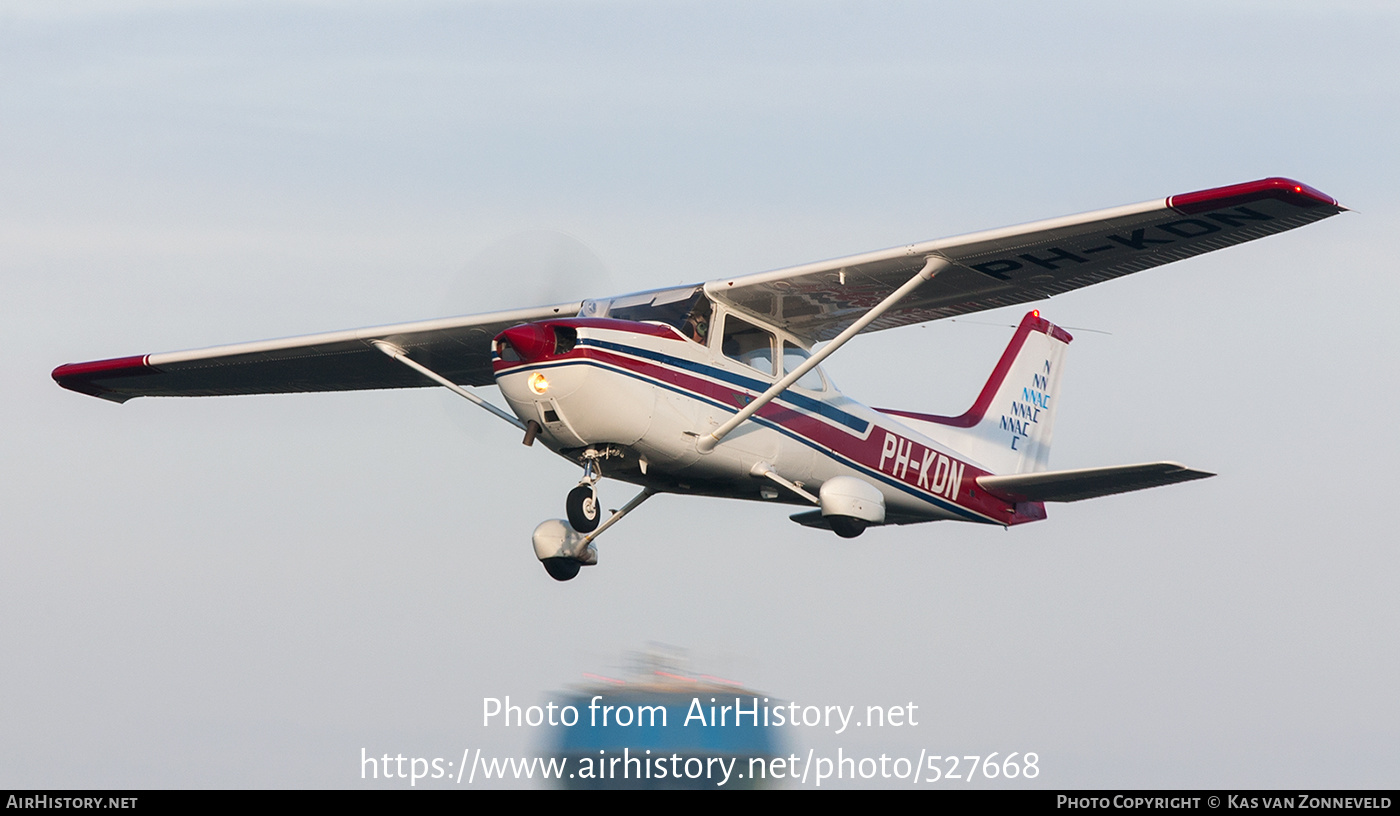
[{"xmin": 499, "ymin": 340, "xmax": 1033, "ymax": 524}]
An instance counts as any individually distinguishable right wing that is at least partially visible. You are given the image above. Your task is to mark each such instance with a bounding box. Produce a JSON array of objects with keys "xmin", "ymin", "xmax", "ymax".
[
  {"xmin": 56, "ymin": 178, "xmax": 1344, "ymax": 403},
  {"xmin": 705, "ymin": 178, "xmax": 1343, "ymax": 344},
  {"xmin": 52, "ymin": 302, "xmax": 582, "ymax": 403}
]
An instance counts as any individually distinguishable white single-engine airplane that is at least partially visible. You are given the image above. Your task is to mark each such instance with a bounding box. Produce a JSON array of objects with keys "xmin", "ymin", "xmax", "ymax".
[{"xmin": 55, "ymin": 178, "xmax": 1342, "ymax": 580}]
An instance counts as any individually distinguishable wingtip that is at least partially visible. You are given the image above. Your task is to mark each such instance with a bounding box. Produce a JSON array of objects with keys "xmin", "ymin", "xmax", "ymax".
[
  {"xmin": 52, "ymin": 355, "xmax": 151, "ymax": 403},
  {"xmin": 1168, "ymin": 177, "xmax": 1341, "ymax": 213}
]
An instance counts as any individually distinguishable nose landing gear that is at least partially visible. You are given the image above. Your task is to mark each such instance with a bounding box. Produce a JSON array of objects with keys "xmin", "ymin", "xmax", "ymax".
[
  {"xmin": 567, "ymin": 484, "xmax": 600, "ymax": 533},
  {"xmin": 565, "ymin": 447, "xmax": 618, "ymax": 533}
]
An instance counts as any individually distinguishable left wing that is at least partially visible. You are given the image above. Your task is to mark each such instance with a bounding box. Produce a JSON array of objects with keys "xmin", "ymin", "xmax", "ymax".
[
  {"xmin": 705, "ymin": 177, "xmax": 1343, "ymax": 343},
  {"xmin": 52, "ymin": 302, "xmax": 581, "ymax": 402}
]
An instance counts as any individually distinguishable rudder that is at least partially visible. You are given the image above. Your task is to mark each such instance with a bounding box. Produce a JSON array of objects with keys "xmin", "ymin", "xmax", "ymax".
[{"xmin": 881, "ymin": 310, "xmax": 1072, "ymax": 475}]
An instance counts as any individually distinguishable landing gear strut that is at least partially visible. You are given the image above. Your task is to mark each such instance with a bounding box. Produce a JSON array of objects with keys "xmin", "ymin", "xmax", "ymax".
[{"xmin": 565, "ymin": 448, "xmax": 616, "ymax": 533}]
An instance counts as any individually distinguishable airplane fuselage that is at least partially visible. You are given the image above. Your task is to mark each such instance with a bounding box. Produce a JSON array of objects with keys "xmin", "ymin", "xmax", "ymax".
[{"xmin": 493, "ymin": 316, "xmax": 1046, "ymax": 529}]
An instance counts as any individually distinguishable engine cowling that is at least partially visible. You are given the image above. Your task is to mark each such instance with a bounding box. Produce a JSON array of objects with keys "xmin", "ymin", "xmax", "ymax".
[{"xmin": 493, "ymin": 319, "xmax": 657, "ymax": 450}]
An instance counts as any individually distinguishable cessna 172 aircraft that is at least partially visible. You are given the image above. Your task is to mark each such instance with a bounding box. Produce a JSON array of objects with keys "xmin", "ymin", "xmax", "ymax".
[{"xmin": 54, "ymin": 178, "xmax": 1342, "ymax": 580}]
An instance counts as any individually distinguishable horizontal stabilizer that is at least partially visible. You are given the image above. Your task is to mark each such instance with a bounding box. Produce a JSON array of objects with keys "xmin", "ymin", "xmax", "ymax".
[
  {"xmin": 789, "ymin": 510, "xmax": 831, "ymax": 530},
  {"xmin": 976, "ymin": 462, "xmax": 1213, "ymax": 503},
  {"xmin": 788, "ymin": 510, "xmax": 932, "ymax": 529}
]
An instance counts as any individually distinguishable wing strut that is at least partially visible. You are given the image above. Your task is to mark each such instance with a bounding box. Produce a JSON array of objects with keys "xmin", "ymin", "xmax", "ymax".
[
  {"xmin": 697, "ymin": 256, "xmax": 950, "ymax": 453},
  {"xmin": 370, "ymin": 340, "xmax": 526, "ymax": 431}
]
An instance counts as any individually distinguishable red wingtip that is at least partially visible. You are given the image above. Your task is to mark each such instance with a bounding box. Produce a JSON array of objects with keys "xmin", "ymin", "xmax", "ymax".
[
  {"xmin": 52, "ymin": 355, "xmax": 153, "ymax": 402},
  {"xmin": 1168, "ymin": 177, "xmax": 1341, "ymax": 214}
]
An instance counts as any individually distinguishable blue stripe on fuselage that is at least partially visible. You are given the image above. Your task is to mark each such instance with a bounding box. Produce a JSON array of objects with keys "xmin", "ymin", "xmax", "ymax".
[
  {"xmin": 579, "ymin": 337, "xmax": 870, "ymax": 434},
  {"xmin": 499, "ymin": 353, "xmax": 994, "ymax": 525}
]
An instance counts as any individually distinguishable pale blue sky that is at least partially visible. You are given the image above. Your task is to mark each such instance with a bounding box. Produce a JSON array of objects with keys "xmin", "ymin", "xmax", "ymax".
[{"xmin": 3, "ymin": 1, "xmax": 1397, "ymax": 788}]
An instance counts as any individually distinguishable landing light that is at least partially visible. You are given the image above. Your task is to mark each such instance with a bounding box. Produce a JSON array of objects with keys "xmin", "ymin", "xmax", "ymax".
[{"xmin": 529, "ymin": 372, "xmax": 550, "ymax": 394}]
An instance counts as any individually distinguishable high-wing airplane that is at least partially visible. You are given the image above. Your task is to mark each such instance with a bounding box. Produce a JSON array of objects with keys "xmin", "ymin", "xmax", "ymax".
[{"xmin": 54, "ymin": 178, "xmax": 1342, "ymax": 580}]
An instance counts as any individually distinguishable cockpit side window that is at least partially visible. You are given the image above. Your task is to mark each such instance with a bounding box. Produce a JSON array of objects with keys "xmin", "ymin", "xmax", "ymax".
[
  {"xmin": 720, "ymin": 314, "xmax": 775, "ymax": 377},
  {"xmin": 782, "ymin": 342, "xmax": 826, "ymax": 391},
  {"xmin": 680, "ymin": 297, "xmax": 712, "ymax": 345}
]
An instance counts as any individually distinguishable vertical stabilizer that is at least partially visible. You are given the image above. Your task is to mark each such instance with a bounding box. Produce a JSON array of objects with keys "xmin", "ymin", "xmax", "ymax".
[{"xmin": 880, "ymin": 311, "xmax": 1072, "ymax": 475}]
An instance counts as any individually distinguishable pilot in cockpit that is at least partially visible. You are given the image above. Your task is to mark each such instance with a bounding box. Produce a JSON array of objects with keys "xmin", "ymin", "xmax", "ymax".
[{"xmin": 681, "ymin": 298, "xmax": 712, "ymax": 345}]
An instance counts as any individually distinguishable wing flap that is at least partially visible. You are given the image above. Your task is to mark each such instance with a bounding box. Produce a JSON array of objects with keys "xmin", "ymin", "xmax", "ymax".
[
  {"xmin": 976, "ymin": 462, "xmax": 1214, "ymax": 503},
  {"xmin": 708, "ymin": 178, "xmax": 1342, "ymax": 343},
  {"xmin": 53, "ymin": 301, "xmax": 582, "ymax": 401}
]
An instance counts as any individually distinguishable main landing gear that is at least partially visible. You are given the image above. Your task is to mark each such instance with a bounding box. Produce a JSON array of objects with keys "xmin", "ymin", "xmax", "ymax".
[{"xmin": 534, "ymin": 446, "xmax": 654, "ymax": 582}]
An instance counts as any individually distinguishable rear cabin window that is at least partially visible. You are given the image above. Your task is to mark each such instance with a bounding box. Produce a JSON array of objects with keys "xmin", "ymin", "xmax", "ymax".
[{"xmin": 721, "ymin": 314, "xmax": 775, "ymax": 377}]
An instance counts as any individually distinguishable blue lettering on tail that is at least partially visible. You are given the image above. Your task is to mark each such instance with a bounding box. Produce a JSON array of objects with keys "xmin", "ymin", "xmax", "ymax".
[
  {"xmin": 1000, "ymin": 416, "xmax": 1029, "ymax": 436},
  {"xmin": 1010, "ymin": 402, "xmax": 1041, "ymax": 422},
  {"xmin": 1021, "ymin": 388, "xmax": 1050, "ymax": 409}
]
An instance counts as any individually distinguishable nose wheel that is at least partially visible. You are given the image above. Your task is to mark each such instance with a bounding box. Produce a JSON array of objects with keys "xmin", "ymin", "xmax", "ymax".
[
  {"xmin": 566, "ymin": 484, "xmax": 601, "ymax": 533},
  {"xmin": 565, "ymin": 452, "xmax": 610, "ymax": 533}
]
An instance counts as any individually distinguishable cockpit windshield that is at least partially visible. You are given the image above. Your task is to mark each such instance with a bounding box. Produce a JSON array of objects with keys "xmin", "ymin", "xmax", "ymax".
[{"xmin": 579, "ymin": 285, "xmax": 711, "ymax": 342}]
